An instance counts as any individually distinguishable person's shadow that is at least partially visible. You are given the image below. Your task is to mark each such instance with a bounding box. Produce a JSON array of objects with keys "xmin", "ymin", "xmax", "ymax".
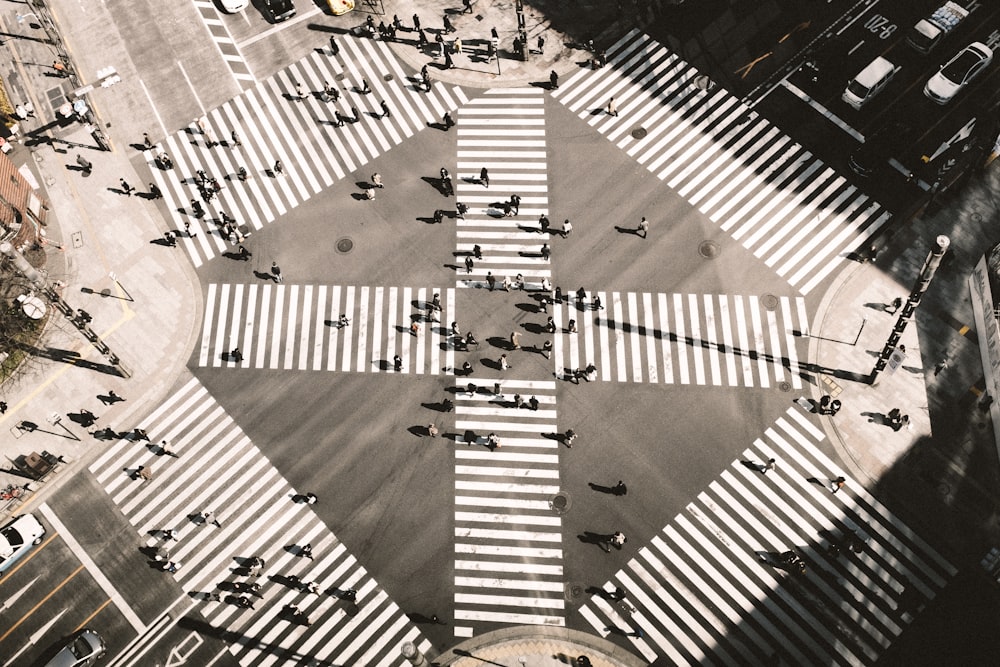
[
  {"xmin": 588, "ymin": 482, "xmax": 617, "ymax": 494},
  {"xmin": 861, "ymin": 411, "xmax": 890, "ymax": 426},
  {"xmin": 578, "ymin": 531, "xmax": 612, "ymax": 552},
  {"xmin": 614, "ymin": 225, "xmax": 641, "ymax": 235}
]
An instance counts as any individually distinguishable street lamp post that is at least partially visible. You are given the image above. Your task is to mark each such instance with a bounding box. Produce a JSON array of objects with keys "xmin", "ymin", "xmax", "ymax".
[{"xmin": 871, "ymin": 235, "xmax": 950, "ymax": 382}]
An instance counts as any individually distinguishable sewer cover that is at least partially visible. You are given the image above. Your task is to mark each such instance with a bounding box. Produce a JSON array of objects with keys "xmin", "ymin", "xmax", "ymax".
[
  {"xmin": 551, "ymin": 492, "xmax": 571, "ymax": 514},
  {"xmin": 778, "ymin": 381, "xmax": 792, "ymax": 392},
  {"xmin": 698, "ymin": 240, "xmax": 720, "ymax": 259},
  {"xmin": 761, "ymin": 294, "xmax": 779, "ymax": 310},
  {"xmin": 383, "ymin": 74, "xmax": 394, "ymax": 82},
  {"xmin": 336, "ymin": 237, "xmax": 354, "ymax": 254},
  {"xmin": 569, "ymin": 584, "xmax": 584, "ymax": 598},
  {"xmin": 631, "ymin": 127, "xmax": 647, "ymax": 140}
]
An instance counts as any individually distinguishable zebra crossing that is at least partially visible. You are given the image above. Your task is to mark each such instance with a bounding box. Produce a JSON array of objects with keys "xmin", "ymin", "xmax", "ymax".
[
  {"xmin": 578, "ymin": 406, "xmax": 956, "ymax": 665},
  {"xmin": 553, "ymin": 30, "xmax": 892, "ymax": 296},
  {"xmin": 451, "ymin": 379, "xmax": 565, "ymax": 638},
  {"xmin": 146, "ymin": 34, "xmax": 470, "ymax": 267},
  {"xmin": 87, "ymin": 377, "xmax": 430, "ymax": 666},
  {"xmin": 454, "ymin": 88, "xmax": 551, "ymax": 290},
  {"xmin": 198, "ymin": 283, "xmax": 457, "ymax": 374},
  {"xmin": 193, "ymin": 0, "xmax": 255, "ymax": 88},
  {"xmin": 552, "ymin": 291, "xmax": 810, "ymax": 388}
]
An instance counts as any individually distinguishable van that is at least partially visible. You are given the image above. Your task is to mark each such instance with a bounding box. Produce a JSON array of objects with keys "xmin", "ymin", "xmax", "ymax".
[{"xmin": 842, "ymin": 57, "xmax": 899, "ymax": 110}]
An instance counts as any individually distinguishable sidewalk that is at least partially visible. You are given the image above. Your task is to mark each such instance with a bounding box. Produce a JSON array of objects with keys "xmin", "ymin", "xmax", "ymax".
[{"xmin": 0, "ymin": 5, "xmax": 200, "ymax": 512}]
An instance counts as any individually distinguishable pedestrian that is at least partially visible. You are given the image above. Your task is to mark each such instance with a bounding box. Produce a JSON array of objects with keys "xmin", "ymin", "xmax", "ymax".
[
  {"xmin": 612, "ymin": 480, "xmax": 627, "ymax": 496},
  {"xmin": 329, "ymin": 35, "xmax": 340, "ymax": 55},
  {"xmin": 137, "ymin": 465, "xmax": 153, "ymax": 482},
  {"xmin": 273, "ymin": 159, "xmax": 284, "ymax": 176},
  {"xmin": 637, "ymin": 217, "xmax": 649, "ymax": 238},
  {"xmin": 593, "ymin": 294, "xmax": 603, "ymax": 310},
  {"xmin": 486, "ymin": 272, "xmax": 496, "ymax": 290},
  {"xmin": 473, "ymin": 244, "xmax": 482, "ymax": 259},
  {"xmin": 480, "ymin": 167, "xmax": 489, "ymax": 187},
  {"xmin": 761, "ymin": 458, "xmax": 776, "ymax": 474},
  {"xmin": 465, "ymin": 255, "xmax": 474, "ymax": 273},
  {"xmin": 463, "ymin": 0, "xmax": 473, "ymax": 13},
  {"xmin": 301, "ymin": 543, "xmax": 314, "ymax": 559},
  {"xmin": 513, "ymin": 393, "xmax": 524, "ymax": 409},
  {"xmin": 550, "ymin": 70, "xmax": 558, "ymax": 89},
  {"xmin": 567, "ymin": 319, "xmax": 577, "ymax": 333},
  {"xmin": 829, "ymin": 399, "xmax": 842, "ymax": 416},
  {"xmin": 529, "ymin": 396, "xmax": 539, "ymax": 411},
  {"xmin": 562, "ymin": 219, "xmax": 573, "ymax": 237},
  {"xmin": 830, "ymin": 476, "xmax": 846, "ymax": 494},
  {"xmin": 510, "ymin": 193, "xmax": 521, "ymax": 214},
  {"xmin": 431, "ymin": 292, "xmax": 442, "ymax": 311},
  {"xmin": 887, "ymin": 297, "xmax": 903, "ymax": 314},
  {"xmin": 294, "ymin": 82, "xmax": 306, "ymax": 100},
  {"xmin": 576, "ymin": 286, "xmax": 587, "ymax": 306},
  {"xmin": 510, "ymin": 331, "xmax": 521, "ymax": 349},
  {"xmin": 513, "ymin": 273, "xmax": 524, "ymax": 290},
  {"xmin": 412, "ymin": 13, "xmax": 421, "ymax": 30},
  {"xmin": 502, "ymin": 275, "xmax": 511, "ymax": 291},
  {"xmin": 338, "ymin": 314, "xmax": 350, "ymax": 328},
  {"xmin": 143, "ymin": 132, "xmax": 153, "ymax": 149},
  {"xmin": 487, "ymin": 433, "xmax": 500, "ymax": 450},
  {"xmin": 499, "ymin": 354, "xmax": 511, "ymax": 370},
  {"xmin": 202, "ymin": 510, "xmax": 221, "ymax": 527},
  {"xmin": 394, "ymin": 354, "xmax": 403, "ymax": 372},
  {"xmin": 372, "ymin": 172, "xmax": 384, "ymax": 188},
  {"xmin": 607, "ymin": 97, "xmax": 618, "ymax": 117},
  {"xmin": 270, "ymin": 262, "xmax": 283, "ymax": 283},
  {"xmin": 536, "ymin": 35, "xmax": 545, "ymax": 53},
  {"xmin": 76, "ymin": 154, "xmax": 92, "ymax": 173},
  {"xmin": 0, "ymin": 401, "xmax": 6, "ymax": 414},
  {"xmin": 545, "ymin": 317, "xmax": 556, "ymax": 333},
  {"xmin": 542, "ymin": 340, "xmax": 553, "ymax": 358},
  {"xmin": 380, "ymin": 100, "xmax": 391, "ymax": 118},
  {"xmin": 305, "ymin": 492, "xmax": 318, "ymax": 504},
  {"xmin": 454, "ymin": 38, "xmax": 463, "ymax": 55},
  {"xmin": 133, "ymin": 427, "xmax": 149, "ymax": 441},
  {"xmin": 53, "ymin": 60, "xmax": 69, "ymax": 77},
  {"xmin": 541, "ymin": 243, "xmax": 550, "ymax": 260},
  {"xmin": 611, "ymin": 531, "xmax": 627, "ymax": 549},
  {"xmin": 444, "ymin": 50, "xmax": 454, "ymax": 69},
  {"xmin": 163, "ymin": 561, "xmax": 181, "ymax": 573},
  {"xmin": 237, "ymin": 596, "xmax": 255, "ymax": 609},
  {"xmin": 161, "ymin": 440, "xmax": 179, "ymax": 457},
  {"xmin": 608, "ymin": 587, "xmax": 626, "ymax": 601},
  {"xmin": 443, "ymin": 111, "xmax": 455, "ymax": 129},
  {"xmin": 461, "ymin": 361, "xmax": 472, "ymax": 375},
  {"xmin": 410, "ymin": 322, "xmax": 421, "ymax": 337},
  {"xmin": 237, "ymin": 166, "xmax": 248, "ymax": 181},
  {"xmin": 119, "ymin": 178, "xmax": 133, "ymax": 196},
  {"xmin": 427, "ymin": 423, "xmax": 439, "ymax": 437},
  {"xmin": 565, "ymin": 429, "xmax": 577, "ymax": 447},
  {"xmin": 149, "ymin": 183, "xmax": 162, "ymax": 199}
]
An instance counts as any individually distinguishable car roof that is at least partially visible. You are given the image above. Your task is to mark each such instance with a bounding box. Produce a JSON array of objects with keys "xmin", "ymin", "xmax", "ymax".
[
  {"xmin": 855, "ymin": 57, "xmax": 895, "ymax": 86},
  {"xmin": 0, "ymin": 514, "xmax": 44, "ymax": 557}
]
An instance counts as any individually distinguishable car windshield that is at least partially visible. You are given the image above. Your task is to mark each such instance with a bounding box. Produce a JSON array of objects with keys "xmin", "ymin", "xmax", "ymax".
[
  {"xmin": 70, "ymin": 635, "xmax": 92, "ymax": 658},
  {"xmin": 942, "ymin": 50, "xmax": 981, "ymax": 82},
  {"xmin": 0, "ymin": 527, "xmax": 23, "ymax": 557},
  {"xmin": 846, "ymin": 80, "xmax": 870, "ymax": 98}
]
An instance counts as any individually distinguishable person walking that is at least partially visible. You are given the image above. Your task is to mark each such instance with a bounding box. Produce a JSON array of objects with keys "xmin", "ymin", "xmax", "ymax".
[
  {"xmin": 202, "ymin": 510, "xmax": 221, "ymax": 527},
  {"xmin": 119, "ymin": 178, "xmax": 133, "ymax": 196},
  {"xmin": 510, "ymin": 331, "xmax": 521, "ymax": 349},
  {"xmin": 394, "ymin": 354, "xmax": 403, "ymax": 372},
  {"xmin": 486, "ymin": 272, "xmax": 496, "ymax": 291},
  {"xmin": 487, "ymin": 433, "xmax": 500, "ymax": 451},
  {"xmin": 473, "ymin": 244, "xmax": 482, "ymax": 260},
  {"xmin": 427, "ymin": 423, "xmax": 439, "ymax": 437},
  {"xmin": 231, "ymin": 130, "xmax": 241, "ymax": 147},
  {"xmin": 539, "ymin": 214, "xmax": 550, "ymax": 234},
  {"xmin": 610, "ymin": 531, "xmax": 627, "ymax": 549},
  {"xmin": 149, "ymin": 183, "xmax": 162, "ymax": 199},
  {"xmin": 465, "ymin": 255, "xmax": 474, "ymax": 273},
  {"xmin": 463, "ymin": 0, "xmax": 473, "ymax": 13},
  {"xmin": 380, "ymin": 100, "xmax": 391, "ymax": 118},
  {"xmin": 443, "ymin": 111, "xmax": 454, "ymax": 129},
  {"xmin": 541, "ymin": 243, "xmax": 550, "ymax": 260},
  {"xmin": 301, "ymin": 543, "xmax": 314, "ymax": 560},
  {"xmin": 510, "ymin": 193, "xmax": 521, "ymax": 214},
  {"xmin": 830, "ymin": 476, "xmax": 846, "ymax": 494},
  {"xmin": 550, "ymin": 70, "xmax": 559, "ymax": 90},
  {"xmin": 528, "ymin": 396, "xmax": 539, "ymax": 411},
  {"xmin": 137, "ymin": 465, "xmax": 153, "ymax": 482},
  {"xmin": 76, "ymin": 154, "xmax": 93, "ymax": 174},
  {"xmin": 372, "ymin": 172, "xmax": 383, "ymax": 188},
  {"xmin": 564, "ymin": 429, "xmax": 577, "ymax": 447},
  {"xmin": 545, "ymin": 316, "xmax": 556, "ymax": 333},
  {"xmin": 454, "ymin": 37, "xmax": 463, "ymax": 55},
  {"xmin": 542, "ymin": 340, "xmax": 553, "ymax": 358},
  {"xmin": 562, "ymin": 219, "xmax": 573, "ymax": 238},
  {"xmin": 607, "ymin": 97, "xmax": 618, "ymax": 117},
  {"xmin": 479, "ymin": 167, "xmax": 489, "ymax": 187},
  {"xmin": 412, "ymin": 13, "xmax": 421, "ymax": 30},
  {"xmin": 329, "ymin": 35, "xmax": 340, "ymax": 56},
  {"xmin": 612, "ymin": 480, "xmax": 627, "ymax": 496},
  {"xmin": 268, "ymin": 262, "xmax": 283, "ymax": 283},
  {"xmin": 499, "ymin": 354, "xmax": 511, "ymax": 371},
  {"xmin": 274, "ymin": 159, "xmax": 284, "ymax": 176},
  {"xmin": 637, "ymin": 217, "xmax": 649, "ymax": 238}
]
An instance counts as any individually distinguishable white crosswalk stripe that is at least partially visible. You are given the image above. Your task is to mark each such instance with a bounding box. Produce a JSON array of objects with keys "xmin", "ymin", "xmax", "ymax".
[
  {"xmin": 552, "ymin": 291, "xmax": 809, "ymax": 387},
  {"xmin": 144, "ymin": 35, "xmax": 471, "ymax": 267},
  {"xmin": 578, "ymin": 407, "xmax": 956, "ymax": 665},
  {"xmin": 86, "ymin": 377, "xmax": 431, "ymax": 666},
  {"xmin": 454, "ymin": 88, "xmax": 552, "ymax": 290},
  {"xmin": 450, "ymin": 380, "xmax": 565, "ymax": 638},
  {"xmin": 553, "ymin": 30, "xmax": 892, "ymax": 295},
  {"xmin": 198, "ymin": 284, "xmax": 456, "ymax": 374}
]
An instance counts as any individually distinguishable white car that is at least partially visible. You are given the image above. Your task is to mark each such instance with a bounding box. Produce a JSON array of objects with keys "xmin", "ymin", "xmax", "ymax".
[
  {"xmin": 0, "ymin": 513, "xmax": 45, "ymax": 576},
  {"xmin": 45, "ymin": 629, "xmax": 106, "ymax": 667},
  {"xmin": 220, "ymin": 0, "xmax": 249, "ymax": 12},
  {"xmin": 924, "ymin": 42, "xmax": 993, "ymax": 104}
]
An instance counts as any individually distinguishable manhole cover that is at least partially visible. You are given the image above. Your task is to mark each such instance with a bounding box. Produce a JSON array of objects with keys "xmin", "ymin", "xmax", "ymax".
[
  {"xmin": 698, "ymin": 240, "xmax": 720, "ymax": 258},
  {"xmin": 383, "ymin": 74, "xmax": 394, "ymax": 82},
  {"xmin": 778, "ymin": 381, "xmax": 792, "ymax": 392},
  {"xmin": 569, "ymin": 584, "xmax": 584, "ymax": 598},
  {"xmin": 972, "ymin": 212, "xmax": 982, "ymax": 222},
  {"xmin": 631, "ymin": 127, "xmax": 647, "ymax": 140},
  {"xmin": 761, "ymin": 294, "xmax": 779, "ymax": 310},
  {"xmin": 335, "ymin": 73, "xmax": 346, "ymax": 82},
  {"xmin": 336, "ymin": 237, "xmax": 354, "ymax": 254},
  {"xmin": 550, "ymin": 492, "xmax": 571, "ymax": 514}
]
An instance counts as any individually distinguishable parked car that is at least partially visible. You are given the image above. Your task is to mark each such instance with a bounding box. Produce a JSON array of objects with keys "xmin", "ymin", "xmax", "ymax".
[
  {"xmin": 0, "ymin": 513, "xmax": 45, "ymax": 576},
  {"xmin": 924, "ymin": 42, "xmax": 993, "ymax": 104},
  {"xmin": 45, "ymin": 629, "xmax": 106, "ymax": 667},
  {"xmin": 264, "ymin": 0, "xmax": 296, "ymax": 22},
  {"xmin": 220, "ymin": 0, "xmax": 250, "ymax": 13},
  {"xmin": 842, "ymin": 56, "xmax": 899, "ymax": 110}
]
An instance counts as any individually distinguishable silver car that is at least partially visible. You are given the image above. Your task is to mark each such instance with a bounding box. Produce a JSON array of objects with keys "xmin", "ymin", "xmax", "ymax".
[
  {"xmin": 45, "ymin": 629, "xmax": 106, "ymax": 667},
  {"xmin": 924, "ymin": 42, "xmax": 993, "ymax": 104}
]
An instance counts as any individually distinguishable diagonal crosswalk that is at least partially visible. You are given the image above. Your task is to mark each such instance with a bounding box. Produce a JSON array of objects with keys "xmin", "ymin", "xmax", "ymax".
[
  {"xmin": 553, "ymin": 30, "xmax": 892, "ymax": 296},
  {"xmin": 454, "ymin": 88, "xmax": 551, "ymax": 290},
  {"xmin": 451, "ymin": 379, "xmax": 565, "ymax": 638},
  {"xmin": 87, "ymin": 377, "xmax": 431, "ymax": 666},
  {"xmin": 578, "ymin": 407, "xmax": 956, "ymax": 665},
  {"xmin": 145, "ymin": 35, "xmax": 471, "ymax": 267},
  {"xmin": 551, "ymin": 291, "xmax": 810, "ymax": 388},
  {"xmin": 198, "ymin": 284, "xmax": 456, "ymax": 374}
]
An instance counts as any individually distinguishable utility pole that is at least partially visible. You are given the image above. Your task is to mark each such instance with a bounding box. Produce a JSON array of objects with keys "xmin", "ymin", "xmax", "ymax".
[
  {"xmin": 1, "ymin": 242, "xmax": 130, "ymax": 377},
  {"xmin": 871, "ymin": 235, "xmax": 950, "ymax": 381}
]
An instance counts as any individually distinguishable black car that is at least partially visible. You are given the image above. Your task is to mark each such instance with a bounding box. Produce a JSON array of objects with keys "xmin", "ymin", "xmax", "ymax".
[
  {"xmin": 849, "ymin": 122, "xmax": 908, "ymax": 178},
  {"xmin": 264, "ymin": 0, "xmax": 295, "ymax": 22}
]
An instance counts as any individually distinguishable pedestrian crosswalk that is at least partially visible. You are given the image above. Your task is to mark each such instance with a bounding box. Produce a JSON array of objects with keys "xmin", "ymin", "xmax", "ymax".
[
  {"xmin": 198, "ymin": 283, "xmax": 457, "ymax": 374},
  {"xmin": 551, "ymin": 291, "xmax": 810, "ymax": 388},
  {"xmin": 553, "ymin": 30, "xmax": 892, "ymax": 296},
  {"xmin": 146, "ymin": 35, "xmax": 471, "ymax": 267},
  {"xmin": 193, "ymin": 0, "xmax": 255, "ymax": 88},
  {"xmin": 87, "ymin": 377, "xmax": 431, "ymax": 666},
  {"xmin": 451, "ymin": 379, "xmax": 565, "ymax": 637},
  {"xmin": 454, "ymin": 88, "xmax": 552, "ymax": 290},
  {"xmin": 578, "ymin": 406, "xmax": 956, "ymax": 665}
]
